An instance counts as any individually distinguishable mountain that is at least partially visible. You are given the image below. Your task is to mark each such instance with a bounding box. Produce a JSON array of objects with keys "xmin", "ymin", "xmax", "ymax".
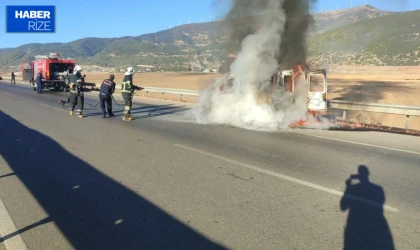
[
  {"xmin": 308, "ymin": 9, "xmax": 420, "ymax": 66},
  {"xmin": 0, "ymin": 22, "xmax": 224, "ymax": 72},
  {"xmin": 0, "ymin": 5, "xmax": 418, "ymax": 72},
  {"xmin": 309, "ymin": 4, "xmax": 393, "ymax": 36},
  {"xmin": 0, "ymin": 48, "xmax": 13, "ymax": 54}
]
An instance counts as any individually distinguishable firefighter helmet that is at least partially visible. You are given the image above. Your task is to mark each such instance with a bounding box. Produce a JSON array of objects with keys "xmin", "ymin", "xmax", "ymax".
[
  {"xmin": 125, "ymin": 66, "xmax": 135, "ymax": 75},
  {"xmin": 74, "ymin": 65, "xmax": 82, "ymax": 72}
]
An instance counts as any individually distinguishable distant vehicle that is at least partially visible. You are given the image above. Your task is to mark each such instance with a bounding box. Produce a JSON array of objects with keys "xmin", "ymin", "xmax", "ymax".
[{"xmin": 20, "ymin": 52, "xmax": 96, "ymax": 92}]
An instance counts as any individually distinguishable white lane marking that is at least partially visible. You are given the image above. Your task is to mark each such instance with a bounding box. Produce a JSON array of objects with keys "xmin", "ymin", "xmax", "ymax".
[
  {"xmin": 0, "ymin": 92, "xmax": 16, "ymax": 97},
  {"xmin": 174, "ymin": 144, "xmax": 400, "ymax": 213},
  {"xmin": 40, "ymin": 104, "xmax": 67, "ymax": 113},
  {"xmin": 0, "ymin": 197, "xmax": 28, "ymax": 249},
  {"xmin": 296, "ymin": 133, "xmax": 420, "ymax": 156}
]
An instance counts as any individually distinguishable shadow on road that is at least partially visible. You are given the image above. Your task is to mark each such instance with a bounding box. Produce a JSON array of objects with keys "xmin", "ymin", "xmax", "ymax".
[
  {"xmin": 0, "ymin": 173, "xmax": 15, "ymax": 179},
  {"xmin": 132, "ymin": 106, "xmax": 190, "ymax": 119},
  {"xmin": 340, "ymin": 165, "xmax": 395, "ymax": 250},
  {"xmin": 0, "ymin": 217, "xmax": 53, "ymax": 243},
  {"xmin": 0, "ymin": 110, "xmax": 226, "ymax": 250},
  {"xmin": 83, "ymin": 104, "xmax": 189, "ymax": 119}
]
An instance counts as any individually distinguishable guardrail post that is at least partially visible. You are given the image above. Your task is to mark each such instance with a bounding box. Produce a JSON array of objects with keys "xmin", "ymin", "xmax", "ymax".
[
  {"xmin": 180, "ymin": 94, "xmax": 183, "ymax": 102},
  {"xmin": 405, "ymin": 115, "xmax": 410, "ymax": 129},
  {"xmin": 342, "ymin": 111, "xmax": 347, "ymax": 120}
]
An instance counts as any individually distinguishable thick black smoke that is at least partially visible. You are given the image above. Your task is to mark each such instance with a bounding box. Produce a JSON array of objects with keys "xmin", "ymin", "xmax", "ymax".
[
  {"xmin": 193, "ymin": 0, "xmax": 409, "ymax": 130},
  {"xmin": 218, "ymin": 0, "xmax": 317, "ymax": 71},
  {"xmin": 194, "ymin": 0, "xmax": 321, "ymax": 130}
]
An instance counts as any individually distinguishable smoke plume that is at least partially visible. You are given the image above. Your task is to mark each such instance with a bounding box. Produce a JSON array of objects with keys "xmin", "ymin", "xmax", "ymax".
[{"xmin": 194, "ymin": 0, "xmax": 324, "ymax": 131}]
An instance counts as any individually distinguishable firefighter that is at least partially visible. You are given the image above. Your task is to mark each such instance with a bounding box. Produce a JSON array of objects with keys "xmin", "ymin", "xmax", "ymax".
[
  {"xmin": 35, "ymin": 70, "xmax": 43, "ymax": 94},
  {"xmin": 68, "ymin": 65, "xmax": 85, "ymax": 118},
  {"xmin": 99, "ymin": 74, "xmax": 116, "ymax": 118},
  {"xmin": 121, "ymin": 67, "xmax": 143, "ymax": 121},
  {"xmin": 11, "ymin": 72, "xmax": 16, "ymax": 84}
]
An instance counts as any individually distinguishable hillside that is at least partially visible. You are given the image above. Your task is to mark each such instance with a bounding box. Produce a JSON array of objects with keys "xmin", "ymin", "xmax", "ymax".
[
  {"xmin": 0, "ymin": 5, "xmax": 418, "ymax": 72},
  {"xmin": 0, "ymin": 22, "xmax": 225, "ymax": 72},
  {"xmin": 309, "ymin": 4, "xmax": 393, "ymax": 36},
  {"xmin": 308, "ymin": 9, "xmax": 420, "ymax": 66}
]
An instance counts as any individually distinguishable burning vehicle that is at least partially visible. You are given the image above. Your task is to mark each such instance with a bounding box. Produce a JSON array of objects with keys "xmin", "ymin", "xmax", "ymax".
[{"xmin": 214, "ymin": 64, "xmax": 328, "ymax": 126}]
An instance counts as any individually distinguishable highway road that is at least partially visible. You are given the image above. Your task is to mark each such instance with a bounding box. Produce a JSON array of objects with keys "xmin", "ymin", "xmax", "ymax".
[{"xmin": 0, "ymin": 80, "xmax": 419, "ymax": 250}]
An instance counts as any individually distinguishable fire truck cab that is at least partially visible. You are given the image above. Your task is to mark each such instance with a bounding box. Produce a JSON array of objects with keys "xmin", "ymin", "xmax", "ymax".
[{"xmin": 21, "ymin": 52, "xmax": 95, "ymax": 92}]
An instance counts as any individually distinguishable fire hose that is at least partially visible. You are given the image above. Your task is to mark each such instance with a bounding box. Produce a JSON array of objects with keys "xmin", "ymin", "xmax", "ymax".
[{"xmin": 59, "ymin": 89, "xmax": 139, "ymax": 107}]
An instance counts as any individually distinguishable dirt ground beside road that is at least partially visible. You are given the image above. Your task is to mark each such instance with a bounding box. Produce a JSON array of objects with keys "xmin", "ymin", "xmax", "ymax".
[
  {"xmin": 85, "ymin": 72, "xmax": 219, "ymax": 91},
  {"xmin": 325, "ymin": 66, "xmax": 420, "ymax": 130}
]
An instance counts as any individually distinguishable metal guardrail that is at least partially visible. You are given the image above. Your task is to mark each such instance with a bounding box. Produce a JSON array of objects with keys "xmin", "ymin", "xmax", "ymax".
[
  {"xmin": 328, "ymin": 100, "xmax": 420, "ymax": 129},
  {"xmin": 125, "ymin": 87, "xmax": 420, "ymax": 129},
  {"xmin": 143, "ymin": 87, "xmax": 199, "ymax": 95},
  {"xmin": 142, "ymin": 87, "xmax": 199, "ymax": 102},
  {"xmin": 2, "ymin": 77, "xmax": 419, "ymax": 129},
  {"xmin": 328, "ymin": 100, "xmax": 420, "ymax": 116},
  {"xmin": 114, "ymin": 86, "xmax": 199, "ymax": 102},
  {"xmin": 114, "ymin": 85, "xmax": 198, "ymax": 94}
]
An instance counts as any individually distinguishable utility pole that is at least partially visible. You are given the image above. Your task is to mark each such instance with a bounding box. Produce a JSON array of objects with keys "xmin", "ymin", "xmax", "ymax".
[{"xmin": 188, "ymin": 49, "xmax": 193, "ymax": 70}]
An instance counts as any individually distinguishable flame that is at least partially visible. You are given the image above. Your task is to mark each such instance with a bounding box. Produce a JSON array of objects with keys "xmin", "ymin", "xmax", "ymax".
[{"xmin": 290, "ymin": 118, "xmax": 420, "ymax": 136}]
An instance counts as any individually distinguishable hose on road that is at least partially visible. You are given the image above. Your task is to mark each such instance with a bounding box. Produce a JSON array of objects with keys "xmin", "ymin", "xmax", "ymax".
[{"xmin": 59, "ymin": 90, "xmax": 138, "ymax": 108}]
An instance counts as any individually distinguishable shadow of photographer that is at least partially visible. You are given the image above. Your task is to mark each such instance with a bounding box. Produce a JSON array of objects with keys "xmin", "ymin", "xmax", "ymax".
[{"xmin": 340, "ymin": 165, "xmax": 395, "ymax": 250}]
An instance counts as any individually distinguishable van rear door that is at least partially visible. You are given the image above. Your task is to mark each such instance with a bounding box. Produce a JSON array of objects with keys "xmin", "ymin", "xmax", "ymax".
[{"xmin": 307, "ymin": 71, "xmax": 327, "ymax": 111}]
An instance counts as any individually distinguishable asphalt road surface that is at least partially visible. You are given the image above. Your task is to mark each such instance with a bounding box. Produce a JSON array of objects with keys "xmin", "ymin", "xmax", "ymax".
[{"xmin": 0, "ymin": 81, "xmax": 419, "ymax": 250}]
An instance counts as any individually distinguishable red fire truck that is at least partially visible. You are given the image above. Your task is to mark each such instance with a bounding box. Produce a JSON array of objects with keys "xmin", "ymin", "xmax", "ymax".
[{"xmin": 21, "ymin": 52, "xmax": 96, "ymax": 92}]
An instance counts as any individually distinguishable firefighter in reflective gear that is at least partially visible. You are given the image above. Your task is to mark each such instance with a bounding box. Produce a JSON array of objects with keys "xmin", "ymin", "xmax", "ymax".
[
  {"xmin": 69, "ymin": 65, "xmax": 85, "ymax": 118},
  {"xmin": 121, "ymin": 67, "xmax": 143, "ymax": 121},
  {"xmin": 99, "ymin": 74, "xmax": 116, "ymax": 118}
]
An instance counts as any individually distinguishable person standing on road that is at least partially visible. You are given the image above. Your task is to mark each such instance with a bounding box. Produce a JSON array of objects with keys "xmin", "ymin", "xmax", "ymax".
[
  {"xmin": 68, "ymin": 65, "xmax": 85, "ymax": 118},
  {"xmin": 35, "ymin": 71, "xmax": 43, "ymax": 94},
  {"xmin": 99, "ymin": 74, "xmax": 116, "ymax": 118},
  {"xmin": 11, "ymin": 72, "xmax": 16, "ymax": 84},
  {"xmin": 121, "ymin": 67, "xmax": 143, "ymax": 121}
]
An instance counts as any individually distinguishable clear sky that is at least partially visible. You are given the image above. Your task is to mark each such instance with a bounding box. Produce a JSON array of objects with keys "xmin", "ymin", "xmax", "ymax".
[{"xmin": 1, "ymin": 0, "xmax": 419, "ymax": 49}]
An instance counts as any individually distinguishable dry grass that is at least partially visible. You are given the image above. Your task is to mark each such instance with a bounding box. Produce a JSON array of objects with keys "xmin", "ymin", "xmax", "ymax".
[
  {"xmin": 326, "ymin": 74, "xmax": 420, "ymax": 130},
  {"xmin": 85, "ymin": 72, "xmax": 220, "ymax": 91}
]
